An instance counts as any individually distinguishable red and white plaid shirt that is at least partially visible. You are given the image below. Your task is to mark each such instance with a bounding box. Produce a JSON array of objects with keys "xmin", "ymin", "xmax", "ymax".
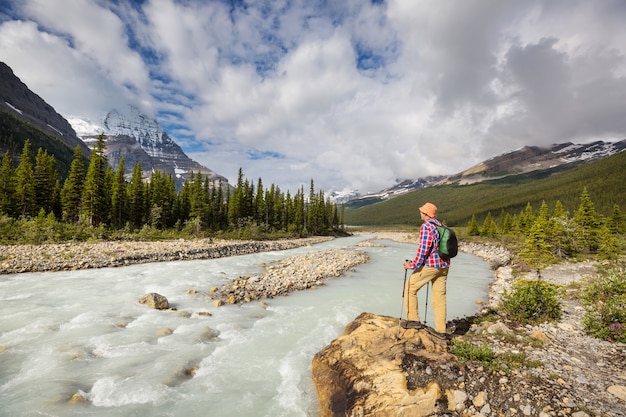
[{"xmin": 409, "ymin": 218, "xmax": 450, "ymax": 269}]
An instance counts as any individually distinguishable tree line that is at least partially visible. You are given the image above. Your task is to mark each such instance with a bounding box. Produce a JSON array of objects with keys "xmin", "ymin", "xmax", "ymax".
[
  {"xmin": 466, "ymin": 187, "xmax": 624, "ymax": 266},
  {"xmin": 0, "ymin": 135, "xmax": 344, "ymax": 243}
]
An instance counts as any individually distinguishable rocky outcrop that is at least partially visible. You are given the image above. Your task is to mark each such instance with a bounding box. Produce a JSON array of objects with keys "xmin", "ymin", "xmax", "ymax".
[
  {"xmin": 312, "ymin": 313, "xmax": 456, "ymax": 417},
  {"xmin": 313, "ymin": 311, "xmax": 626, "ymax": 417}
]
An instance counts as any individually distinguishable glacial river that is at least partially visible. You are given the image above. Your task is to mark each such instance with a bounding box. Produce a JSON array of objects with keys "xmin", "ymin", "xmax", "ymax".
[{"xmin": 0, "ymin": 234, "xmax": 492, "ymax": 417}]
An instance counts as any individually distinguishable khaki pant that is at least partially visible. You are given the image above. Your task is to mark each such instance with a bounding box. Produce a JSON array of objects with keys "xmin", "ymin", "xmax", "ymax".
[{"xmin": 404, "ymin": 266, "xmax": 449, "ymax": 333}]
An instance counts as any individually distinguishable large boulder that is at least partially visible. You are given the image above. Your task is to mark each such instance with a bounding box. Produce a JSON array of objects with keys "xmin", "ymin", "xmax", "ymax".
[
  {"xmin": 138, "ymin": 292, "xmax": 170, "ymax": 310},
  {"xmin": 312, "ymin": 312, "xmax": 456, "ymax": 417}
]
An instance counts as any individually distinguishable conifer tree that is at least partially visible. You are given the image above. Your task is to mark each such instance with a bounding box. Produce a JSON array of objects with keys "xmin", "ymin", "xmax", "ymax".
[
  {"xmin": 573, "ymin": 187, "xmax": 601, "ymax": 253},
  {"xmin": 128, "ymin": 162, "xmax": 145, "ymax": 229},
  {"xmin": 34, "ymin": 148, "xmax": 58, "ymax": 214},
  {"xmin": 553, "ymin": 200, "xmax": 567, "ymax": 218},
  {"xmin": 597, "ymin": 222, "xmax": 620, "ymax": 260},
  {"xmin": 110, "ymin": 158, "xmax": 127, "ymax": 229},
  {"xmin": 480, "ymin": 212, "xmax": 497, "ymax": 237},
  {"xmin": 518, "ymin": 203, "xmax": 535, "ymax": 236},
  {"xmin": 519, "ymin": 219, "xmax": 554, "ymax": 269},
  {"xmin": 609, "ymin": 204, "xmax": 623, "ymax": 234},
  {"xmin": 228, "ymin": 168, "xmax": 245, "ymax": 226},
  {"xmin": 15, "ymin": 140, "xmax": 36, "ymax": 217},
  {"xmin": 213, "ymin": 180, "xmax": 227, "ymax": 230},
  {"xmin": 0, "ymin": 151, "xmax": 16, "ymax": 216},
  {"xmin": 61, "ymin": 146, "xmax": 85, "ymax": 223},
  {"xmin": 82, "ymin": 134, "xmax": 108, "ymax": 225},
  {"xmin": 501, "ymin": 212, "xmax": 513, "ymax": 234},
  {"xmin": 254, "ymin": 178, "xmax": 264, "ymax": 224},
  {"xmin": 467, "ymin": 214, "xmax": 480, "ymax": 236},
  {"xmin": 307, "ymin": 179, "xmax": 317, "ymax": 234}
]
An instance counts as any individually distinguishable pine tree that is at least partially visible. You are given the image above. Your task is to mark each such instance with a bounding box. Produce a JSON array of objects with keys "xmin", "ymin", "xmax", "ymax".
[
  {"xmin": 467, "ymin": 214, "xmax": 480, "ymax": 236},
  {"xmin": 61, "ymin": 146, "xmax": 85, "ymax": 224},
  {"xmin": 501, "ymin": 212, "xmax": 513, "ymax": 234},
  {"xmin": 228, "ymin": 168, "xmax": 245, "ymax": 226},
  {"xmin": 480, "ymin": 212, "xmax": 497, "ymax": 237},
  {"xmin": 553, "ymin": 200, "xmax": 567, "ymax": 218},
  {"xmin": 110, "ymin": 158, "xmax": 127, "ymax": 229},
  {"xmin": 15, "ymin": 140, "xmax": 36, "ymax": 217},
  {"xmin": 609, "ymin": 204, "xmax": 623, "ymax": 234},
  {"xmin": 0, "ymin": 151, "xmax": 16, "ymax": 216},
  {"xmin": 34, "ymin": 148, "xmax": 58, "ymax": 214},
  {"xmin": 128, "ymin": 162, "xmax": 145, "ymax": 229},
  {"xmin": 81, "ymin": 134, "xmax": 108, "ymax": 225},
  {"xmin": 254, "ymin": 178, "xmax": 264, "ymax": 224},
  {"xmin": 573, "ymin": 187, "xmax": 601, "ymax": 253},
  {"xmin": 307, "ymin": 179, "xmax": 317, "ymax": 234},
  {"xmin": 518, "ymin": 219, "xmax": 555, "ymax": 269},
  {"xmin": 518, "ymin": 203, "xmax": 535, "ymax": 236},
  {"xmin": 597, "ymin": 222, "xmax": 620, "ymax": 260}
]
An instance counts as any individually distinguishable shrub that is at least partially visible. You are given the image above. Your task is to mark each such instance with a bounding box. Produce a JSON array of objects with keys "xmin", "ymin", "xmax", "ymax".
[
  {"xmin": 449, "ymin": 340, "xmax": 496, "ymax": 365},
  {"xmin": 581, "ymin": 263, "xmax": 626, "ymax": 343},
  {"xmin": 501, "ymin": 279, "xmax": 562, "ymax": 324}
]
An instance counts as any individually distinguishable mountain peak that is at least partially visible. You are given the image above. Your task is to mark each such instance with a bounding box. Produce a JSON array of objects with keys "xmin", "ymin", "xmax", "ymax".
[{"xmin": 76, "ymin": 105, "xmax": 229, "ymax": 189}]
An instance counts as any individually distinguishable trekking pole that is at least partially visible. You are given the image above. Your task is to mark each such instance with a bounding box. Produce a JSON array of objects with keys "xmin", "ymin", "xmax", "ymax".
[
  {"xmin": 396, "ymin": 262, "xmax": 409, "ymax": 340},
  {"xmin": 424, "ymin": 281, "xmax": 430, "ymax": 325}
]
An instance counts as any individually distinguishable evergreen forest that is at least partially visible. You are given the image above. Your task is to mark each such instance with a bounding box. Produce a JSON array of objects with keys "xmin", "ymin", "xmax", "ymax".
[{"xmin": 0, "ymin": 135, "xmax": 345, "ymax": 244}]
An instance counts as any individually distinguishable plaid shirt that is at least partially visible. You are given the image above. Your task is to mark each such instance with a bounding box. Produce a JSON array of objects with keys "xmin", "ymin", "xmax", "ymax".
[{"xmin": 409, "ymin": 218, "xmax": 450, "ymax": 269}]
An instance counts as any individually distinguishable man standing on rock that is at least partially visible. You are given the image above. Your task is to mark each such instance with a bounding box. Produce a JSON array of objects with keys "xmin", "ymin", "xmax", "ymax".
[{"xmin": 403, "ymin": 202, "xmax": 450, "ymax": 334}]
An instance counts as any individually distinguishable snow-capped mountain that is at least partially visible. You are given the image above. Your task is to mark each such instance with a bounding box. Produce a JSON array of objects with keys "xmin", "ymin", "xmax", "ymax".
[
  {"xmin": 446, "ymin": 140, "xmax": 626, "ymax": 185},
  {"xmin": 346, "ymin": 139, "xmax": 626, "ymax": 206},
  {"xmin": 75, "ymin": 105, "xmax": 229, "ymax": 190}
]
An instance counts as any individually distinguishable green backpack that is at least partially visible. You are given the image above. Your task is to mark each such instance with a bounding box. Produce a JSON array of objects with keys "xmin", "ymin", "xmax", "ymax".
[{"xmin": 436, "ymin": 224, "xmax": 458, "ymax": 259}]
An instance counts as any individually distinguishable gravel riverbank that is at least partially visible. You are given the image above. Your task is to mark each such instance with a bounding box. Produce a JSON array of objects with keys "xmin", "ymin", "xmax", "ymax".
[{"xmin": 0, "ymin": 237, "xmax": 334, "ymax": 274}]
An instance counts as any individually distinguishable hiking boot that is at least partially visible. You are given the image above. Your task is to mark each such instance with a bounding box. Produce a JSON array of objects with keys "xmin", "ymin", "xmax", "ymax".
[{"xmin": 400, "ymin": 320, "xmax": 425, "ymax": 330}]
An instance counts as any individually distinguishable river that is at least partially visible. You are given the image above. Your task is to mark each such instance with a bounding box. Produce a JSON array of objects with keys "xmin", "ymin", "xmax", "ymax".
[{"xmin": 0, "ymin": 234, "xmax": 492, "ymax": 417}]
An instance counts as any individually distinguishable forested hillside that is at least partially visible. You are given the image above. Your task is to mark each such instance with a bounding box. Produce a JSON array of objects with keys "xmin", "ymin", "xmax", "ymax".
[{"xmin": 344, "ymin": 150, "xmax": 626, "ymax": 227}]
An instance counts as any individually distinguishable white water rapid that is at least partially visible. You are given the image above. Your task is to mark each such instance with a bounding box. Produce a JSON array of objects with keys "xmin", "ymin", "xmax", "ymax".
[{"xmin": 0, "ymin": 234, "xmax": 492, "ymax": 417}]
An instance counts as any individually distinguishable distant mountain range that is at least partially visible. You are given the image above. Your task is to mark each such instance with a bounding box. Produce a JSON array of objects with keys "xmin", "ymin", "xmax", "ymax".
[
  {"xmin": 343, "ymin": 139, "xmax": 626, "ymax": 207},
  {"xmin": 0, "ymin": 61, "xmax": 229, "ymax": 190}
]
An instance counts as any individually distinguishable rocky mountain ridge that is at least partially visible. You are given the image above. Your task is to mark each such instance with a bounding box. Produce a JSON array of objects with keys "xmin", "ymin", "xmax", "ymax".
[
  {"xmin": 345, "ymin": 139, "xmax": 626, "ymax": 206},
  {"xmin": 79, "ymin": 105, "xmax": 229, "ymax": 190},
  {"xmin": 0, "ymin": 61, "xmax": 91, "ymax": 157}
]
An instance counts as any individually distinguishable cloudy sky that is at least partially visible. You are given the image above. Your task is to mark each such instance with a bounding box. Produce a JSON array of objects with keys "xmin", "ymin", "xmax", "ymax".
[{"xmin": 1, "ymin": 0, "xmax": 626, "ymax": 195}]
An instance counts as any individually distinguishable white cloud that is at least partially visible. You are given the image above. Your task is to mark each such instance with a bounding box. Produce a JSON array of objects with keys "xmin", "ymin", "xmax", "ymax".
[{"xmin": 1, "ymin": 0, "xmax": 626, "ymax": 195}]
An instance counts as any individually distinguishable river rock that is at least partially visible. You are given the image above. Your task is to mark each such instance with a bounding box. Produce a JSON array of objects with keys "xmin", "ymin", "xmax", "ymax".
[
  {"xmin": 607, "ymin": 385, "xmax": 626, "ymax": 402},
  {"xmin": 138, "ymin": 292, "xmax": 170, "ymax": 310}
]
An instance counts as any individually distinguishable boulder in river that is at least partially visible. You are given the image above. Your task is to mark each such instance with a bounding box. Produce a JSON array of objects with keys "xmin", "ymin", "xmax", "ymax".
[{"xmin": 138, "ymin": 292, "xmax": 170, "ymax": 310}]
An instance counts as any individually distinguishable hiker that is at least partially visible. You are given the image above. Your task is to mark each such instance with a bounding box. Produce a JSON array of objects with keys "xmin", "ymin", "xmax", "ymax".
[{"xmin": 402, "ymin": 202, "xmax": 450, "ymax": 333}]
